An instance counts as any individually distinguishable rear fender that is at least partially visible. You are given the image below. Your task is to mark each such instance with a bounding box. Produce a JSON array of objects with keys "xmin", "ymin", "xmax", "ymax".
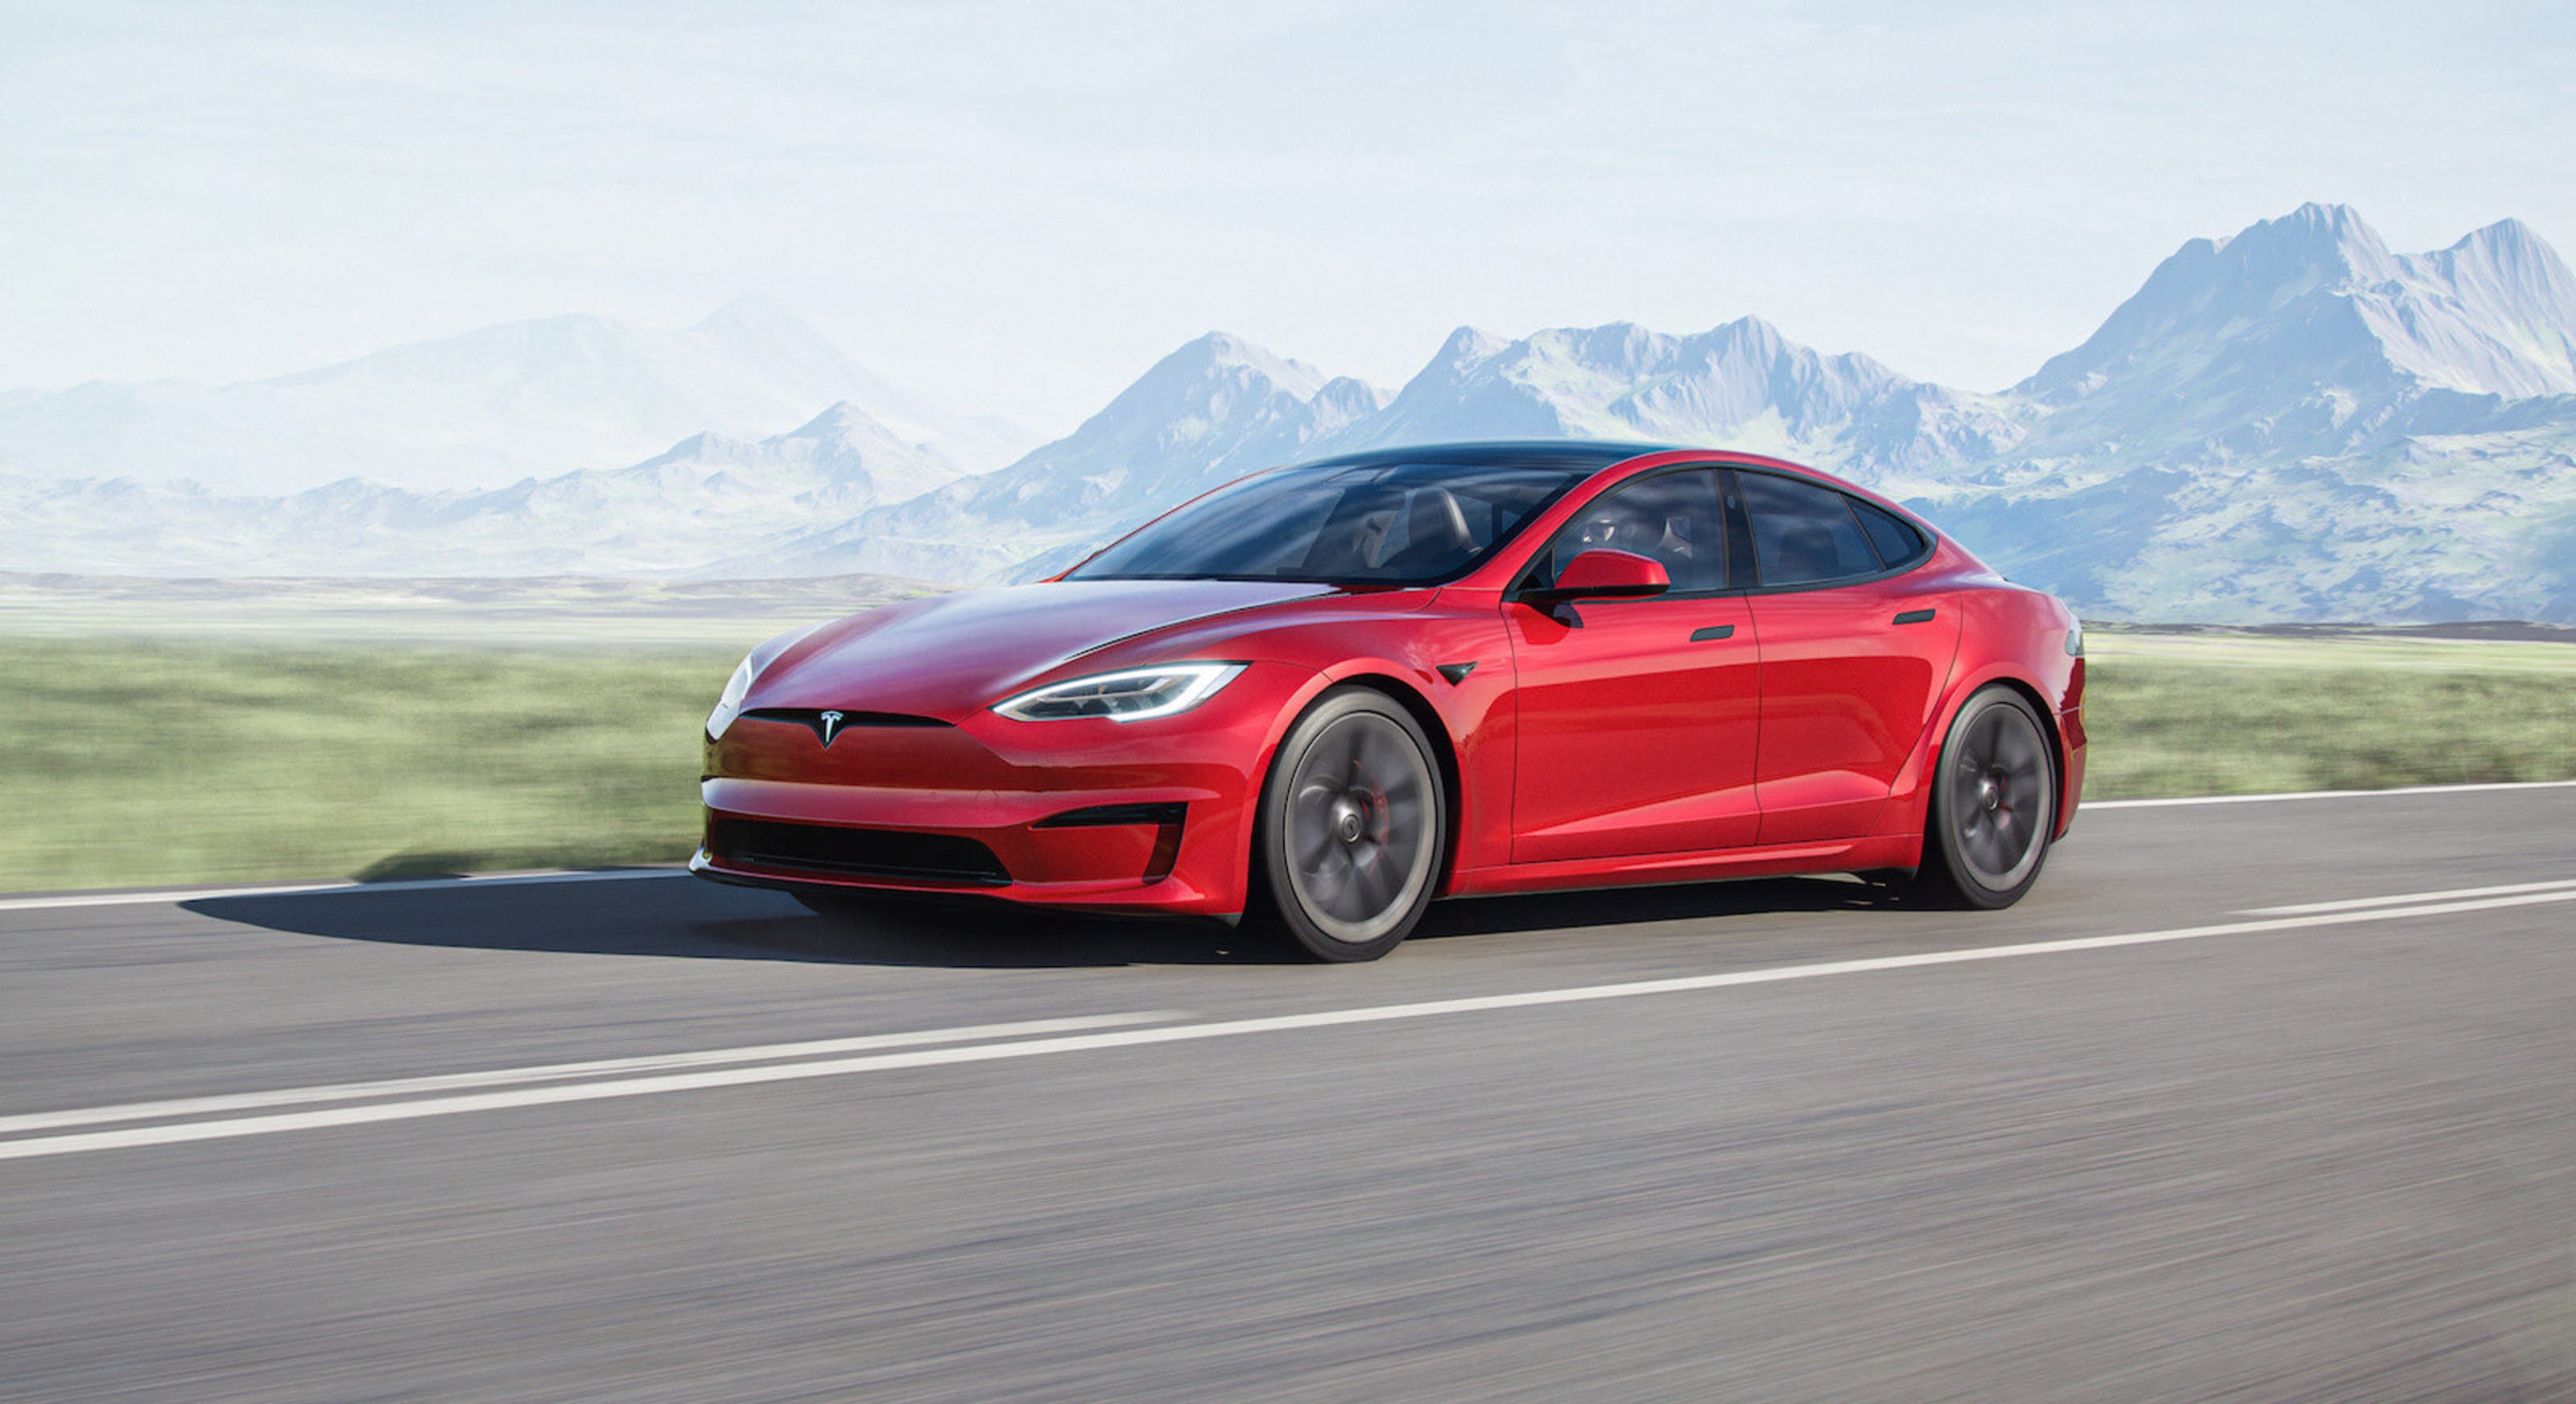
[{"xmin": 1878, "ymin": 651, "xmax": 2083, "ymax": 845}]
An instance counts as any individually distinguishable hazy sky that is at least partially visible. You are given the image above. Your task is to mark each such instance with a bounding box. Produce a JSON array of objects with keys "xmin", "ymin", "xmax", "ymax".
[{"xmin": 7, "ymin": 0, "xmax": 2573, "ymax": 432}]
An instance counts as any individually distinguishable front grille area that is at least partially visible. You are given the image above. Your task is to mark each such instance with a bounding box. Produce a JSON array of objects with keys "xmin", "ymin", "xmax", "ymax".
[
  {"xmin": 739, "ymin": 708, "xmax": 950, "ymax": 728},
  {"xmin": 737, "ymin": 708, "xmax": 951, "ymax": 745},
  {"xmin": 709, "ymin": 817, "xmax": 1010, "ymax": 886}
]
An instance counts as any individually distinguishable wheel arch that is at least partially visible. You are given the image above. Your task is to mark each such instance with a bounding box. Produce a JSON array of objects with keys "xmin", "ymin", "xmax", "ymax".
[
  {"xmin": 1294, "ymin": 671, "xmax": 1468, "ymax": 897},
  {"xmin": 1941, "ymin": 671, "xmax": 2073, "ymax": 840},
  {"xmin": 1892, "ymin": 662, "xmax": 2077, "ymax": 849}
]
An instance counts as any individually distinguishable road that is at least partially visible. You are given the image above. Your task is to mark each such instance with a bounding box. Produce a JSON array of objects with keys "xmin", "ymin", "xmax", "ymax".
[{"xmin": 3, "ymin": 786, "xmax": 2573, "ymax": 1402}]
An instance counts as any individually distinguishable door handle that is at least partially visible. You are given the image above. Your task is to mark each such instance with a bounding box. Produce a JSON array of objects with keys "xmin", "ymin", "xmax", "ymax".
[
  {"xmin": 1893, "ymin": 609, "xmax": 1937, "ymax": 626},
  {"xmin": 1689, "ymin": 625, "xmax": 1736, "ymax": 642}
]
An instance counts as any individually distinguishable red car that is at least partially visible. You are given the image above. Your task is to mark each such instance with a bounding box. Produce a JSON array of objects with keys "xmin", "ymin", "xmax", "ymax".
[{"xmin": 693, "ymin": 442, "xmax": 2087, "ymax": 960}]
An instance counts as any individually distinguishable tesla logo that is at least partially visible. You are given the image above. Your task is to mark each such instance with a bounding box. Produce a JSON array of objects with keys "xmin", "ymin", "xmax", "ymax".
[{"xmin": 818, "ymin": 710, "xmax": 845, "ymax": 747}]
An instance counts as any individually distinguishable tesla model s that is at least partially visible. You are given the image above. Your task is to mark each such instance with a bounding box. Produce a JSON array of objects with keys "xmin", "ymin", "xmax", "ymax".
[{"xmin": 693, "ymin": 441, "xmax": 2087, "ymax": 960}]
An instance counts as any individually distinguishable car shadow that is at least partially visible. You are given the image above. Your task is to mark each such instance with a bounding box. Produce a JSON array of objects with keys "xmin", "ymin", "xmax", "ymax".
[
  {"xmin": 183, "ymin": 871, "xmax": 1909, "ymax": 970},
  {"xmin": 1413, "ymin": 874, "xmax": 1899, "ymax": 940},
  {"xmin": 183, "ymin": 878, "xmax": 1245, "ymax": 968}
]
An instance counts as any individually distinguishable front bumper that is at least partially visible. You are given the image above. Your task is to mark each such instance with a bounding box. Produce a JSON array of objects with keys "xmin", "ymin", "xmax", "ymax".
[{"xmin": 691, "ymin": 661, "xmax": 1315, "ymax": 916}]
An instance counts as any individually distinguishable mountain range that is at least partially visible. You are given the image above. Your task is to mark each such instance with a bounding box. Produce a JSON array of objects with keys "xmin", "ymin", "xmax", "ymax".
[
  {"xmin": 0, "ymin": 295, "xmax": 1036, "ymax": 495},
  {"xmin": 6, "ymin": 204, "xmax": 2574, "ymax": 622},
  {"xmin": 1934, "ymin": 204, "xmax": 2576, "ymax": 620}
]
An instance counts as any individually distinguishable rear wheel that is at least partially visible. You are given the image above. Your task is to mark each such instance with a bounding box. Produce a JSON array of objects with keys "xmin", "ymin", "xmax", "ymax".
[
  {"xmin": 1253, "ymin": 689, "xmax": 1445, "ymax": 961},
  {"xmin": 1916, "ymin": 686, "xmax": 2056, "ymax": 909}
]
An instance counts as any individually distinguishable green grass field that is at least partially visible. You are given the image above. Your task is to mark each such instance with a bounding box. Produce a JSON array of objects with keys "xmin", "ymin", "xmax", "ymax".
[
  {"xmin": 2, "ymin": 639, "xmax": 739, "ymax": 894},
  {"xmin": 5, "ymin": 631, "xmax": 2574, "ymax": 894}
]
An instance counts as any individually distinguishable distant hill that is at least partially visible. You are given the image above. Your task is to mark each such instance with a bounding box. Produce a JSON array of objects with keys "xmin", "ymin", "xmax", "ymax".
[
  {"xmin": 0, "ymin": 296, "xmax": 1037, "ymax": 494},
  {"xmin": 0, "ymin": 399, "xmax": 968, "ymax": 576}
]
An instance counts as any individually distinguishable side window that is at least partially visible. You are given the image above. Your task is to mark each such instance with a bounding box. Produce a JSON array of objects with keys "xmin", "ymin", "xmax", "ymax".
[
  {"xmin": 1740, "ymin": 472, "xmax": 1883, "ymax": 587},
  {"xmin": 1529, "ymin": 469, "xmax": 1728, "ymax": 593},
  {"xmin": 1851, "ymin": 498, "xmax": 1926, "ymax": 569}
]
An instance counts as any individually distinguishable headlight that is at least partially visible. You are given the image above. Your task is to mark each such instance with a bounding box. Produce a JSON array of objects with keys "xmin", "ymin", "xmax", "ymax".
[
  {"xmin": 706, "ymin": 621, "xmax": 830, "ymax": 739},
  {"xmin": 707, "ymin": 654, "xmax": 760, "ymax": 738},
  {"xmin": 993, "ymin": 663, "xmax": 1248, "ymax": 723},
  {"xmin": 2065, "ymin": 619, "xmax": 2085, "ymax": 658}
]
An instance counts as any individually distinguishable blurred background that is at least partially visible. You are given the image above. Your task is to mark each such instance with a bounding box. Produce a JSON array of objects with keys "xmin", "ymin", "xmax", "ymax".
[{"xmin": 6, "ymin": 0, "xmax": 2575, "ymax": 890}]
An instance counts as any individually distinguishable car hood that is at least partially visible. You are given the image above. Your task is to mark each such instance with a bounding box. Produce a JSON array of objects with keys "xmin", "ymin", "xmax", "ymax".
[{"xmin": 748, "ymin": 578, "xmax": 1338, "ymax": 718}]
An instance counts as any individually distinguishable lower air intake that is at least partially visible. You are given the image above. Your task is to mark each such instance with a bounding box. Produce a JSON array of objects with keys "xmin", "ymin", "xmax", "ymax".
[{"xmin": 711, "ymin": 818, "xmax": 1010, "ymax": 886}]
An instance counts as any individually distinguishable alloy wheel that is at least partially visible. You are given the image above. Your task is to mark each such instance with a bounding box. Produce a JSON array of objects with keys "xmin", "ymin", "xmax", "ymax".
[
  {"xmin": 1281, "ymin": 709, "xmax": 1437, "ymax": 944},
  {"xmin": 1946, "ymin": 696, "xmax": 2054, "ymax": 891}
]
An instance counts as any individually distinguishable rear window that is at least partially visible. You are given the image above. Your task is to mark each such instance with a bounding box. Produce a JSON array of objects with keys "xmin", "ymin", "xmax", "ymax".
[
  {"xmin": 1852, "ymin": 498, "xmax": 1928, "ymax": 568},
  {"xmin": 1740, "ymin": 472, "xmax": 1881, "ymax": 587}
]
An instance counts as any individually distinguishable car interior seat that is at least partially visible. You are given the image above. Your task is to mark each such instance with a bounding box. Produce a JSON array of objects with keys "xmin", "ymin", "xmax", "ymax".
[{"xmin": 1389, "ymin": 487, "xmax": 1474, "ymax": 572}]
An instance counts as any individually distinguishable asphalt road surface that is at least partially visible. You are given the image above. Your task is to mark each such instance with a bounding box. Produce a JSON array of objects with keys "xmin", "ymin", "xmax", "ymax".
[{"xmin": 4, "ymin": 785, "xmax": 2574, "ymax": 1402}]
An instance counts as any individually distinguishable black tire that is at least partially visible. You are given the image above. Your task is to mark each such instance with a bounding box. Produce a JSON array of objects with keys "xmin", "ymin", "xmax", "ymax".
[
  {"xmin": 1251, "ymin": 688, "xmax": 1447, "ymax": 962},
  {"xmin": 1916, "ymin": 685, "xmax": 2058, "ymax": 910}
]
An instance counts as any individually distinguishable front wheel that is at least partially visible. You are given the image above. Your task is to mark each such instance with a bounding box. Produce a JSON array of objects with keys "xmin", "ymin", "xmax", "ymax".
[
  {"xmin": 1253, "ymin": 688, "xmax": 1446, "ymax": 961},
  {"xmin": 1916, "ymin": 686, "xmax": 2058, "ymax": 909}
]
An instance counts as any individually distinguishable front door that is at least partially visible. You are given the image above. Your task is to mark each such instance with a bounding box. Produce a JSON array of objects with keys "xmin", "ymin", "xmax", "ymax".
[{"xmin": 1506, "ymin": 468, "xmax": 1762, "ymax": 863}]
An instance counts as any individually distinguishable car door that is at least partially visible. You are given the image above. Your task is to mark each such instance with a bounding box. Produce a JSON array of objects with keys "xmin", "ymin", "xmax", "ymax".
[
  {"xmin": 1733, "ymin": 469, "xmax": 1961, "ymax": 845},
  {"xmin": 1505, "ymin": 467, "xmax": 1762, "ymax": 863}
]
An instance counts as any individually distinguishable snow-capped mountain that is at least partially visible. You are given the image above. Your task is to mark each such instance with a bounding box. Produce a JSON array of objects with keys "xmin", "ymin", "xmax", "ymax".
[
  {"xmin": 0, "ymin": 297, "xmax": 1037, "ymax": 495},
  {"xmin": 740, "ymin": 332, "xmax": 1391, "ymax": 582},
  {"xmin": 1921, "ymin": 204, "xmax": 2576, "ymax": 621},
  {"xmin": 1309, "ymin": 317, "xmax": 2027, "ymax": 493},
  {"xmin": 2023, "ymin": 204, "xmax": 2576, "ymax": 415}
]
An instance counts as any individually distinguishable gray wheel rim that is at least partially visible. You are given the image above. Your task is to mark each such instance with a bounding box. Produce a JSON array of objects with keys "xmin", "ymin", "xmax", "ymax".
[
  {"xmin": 1949, "ymin": 701, "xmax": 2052, "ymax": 890},
  {"xmin": 1284, "ymin": 712, "xmax": 1435, "ymax": 944}
]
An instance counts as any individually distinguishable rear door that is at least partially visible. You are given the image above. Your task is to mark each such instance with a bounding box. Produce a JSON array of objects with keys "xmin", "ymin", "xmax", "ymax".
[
  {"xmin": 1506, "ymin": 467, "xmax": 1762, "ymax": 863},
  {"xmin": 1732, "ymin": 469, "xmax": 1960, "ymax": 845}
]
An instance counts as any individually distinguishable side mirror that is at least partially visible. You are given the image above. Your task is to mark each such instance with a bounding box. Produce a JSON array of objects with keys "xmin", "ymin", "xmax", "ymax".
[{"xmin": 1523, "ymin": 548, "xmax": 1670, "ymax": 605}]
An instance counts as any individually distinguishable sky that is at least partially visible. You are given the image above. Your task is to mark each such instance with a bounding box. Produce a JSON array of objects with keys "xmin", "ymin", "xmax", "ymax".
[{"xmin": 6, "ymin": 0, "xmax": 2574, "ymax": 434}]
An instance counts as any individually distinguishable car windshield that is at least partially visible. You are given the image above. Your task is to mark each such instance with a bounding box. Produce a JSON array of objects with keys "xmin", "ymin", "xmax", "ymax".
[{"xmin": 1066, "ymin": 460, "xmax": 1583, "ymax": 586}]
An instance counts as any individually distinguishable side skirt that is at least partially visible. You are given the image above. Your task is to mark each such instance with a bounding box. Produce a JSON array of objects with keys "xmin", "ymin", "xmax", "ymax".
[{"xmin": 1447, "ymin": 833, "xmax": 1923, "ymax": 899}]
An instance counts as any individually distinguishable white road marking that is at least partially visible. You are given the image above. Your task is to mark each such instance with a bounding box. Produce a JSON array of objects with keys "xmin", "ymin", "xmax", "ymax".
[
  {"xmin": 6, "ymin": 885, "xmax": 2574, "ymax": 1162},
  {"xmin": 0, "ymin": 1013, "xmax": 1181, "ymax": 1137},
  {"xmin": 2247, "ymin": 878, "xmax": 2576, "ymax": 916},
  {"xmin": 2087, "ymin": 778, "xmax": 2576, "ymax": 809},
  {"xmin": 0, "ymin": 868, "xmax": 683, "ymax": 914}
]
